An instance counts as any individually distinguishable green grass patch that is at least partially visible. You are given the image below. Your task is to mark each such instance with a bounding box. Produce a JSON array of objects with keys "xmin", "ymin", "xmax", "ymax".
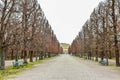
[
  {"xmin": 112, "ymin": 66, "xmax": 120, "ymax": 72},
  {"xmin": 110, "ymin": 63, "xmax": 120, "ymax": 73},
  {"xmin": 73, "ymin": 55, "xmax": 120, "ymax": 70},
  {"xmin": 0, "ymin": 57, "xmax": 55, "ymax": 80}
]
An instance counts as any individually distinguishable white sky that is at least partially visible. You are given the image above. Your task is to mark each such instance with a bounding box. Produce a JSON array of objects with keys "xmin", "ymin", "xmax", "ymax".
[{"xmin": 38, "ymin": 0, "xmax": 103, "ymax": 44}]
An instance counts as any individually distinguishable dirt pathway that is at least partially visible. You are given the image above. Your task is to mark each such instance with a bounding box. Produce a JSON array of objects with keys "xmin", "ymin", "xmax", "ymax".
[{"xmin": 8, "ymin": 54, "xmax": 120, "ymax": 80}]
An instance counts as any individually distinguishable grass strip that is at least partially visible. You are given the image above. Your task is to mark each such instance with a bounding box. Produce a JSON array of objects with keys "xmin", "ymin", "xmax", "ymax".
[{"xmin": 0, "ymin": 57, "xmax": 55, "ymax": 80}]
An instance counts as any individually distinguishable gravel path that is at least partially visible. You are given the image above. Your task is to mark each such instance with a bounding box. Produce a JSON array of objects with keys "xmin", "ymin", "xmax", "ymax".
[{"xmin": 8, "ymin": 54, "xmax": 120, "ymax": 80}]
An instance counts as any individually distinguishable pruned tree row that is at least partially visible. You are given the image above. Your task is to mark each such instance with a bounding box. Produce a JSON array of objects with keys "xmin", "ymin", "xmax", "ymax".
[
  {"xmin": 0, "ymin": 0, "xmax": 63, "ymax": 70},
  {"xmin": 69, "ymin": 0, "xmax": 120, "ymax": 66}
]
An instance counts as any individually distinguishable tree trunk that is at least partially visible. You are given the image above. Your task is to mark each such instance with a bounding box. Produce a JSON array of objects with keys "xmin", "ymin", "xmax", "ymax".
[
  {"xmin": 115, "ymin": 49, "xmax": 120, "ymax": 66},
  {"xmin": 35, "ymin": 51, "xmax": 38, "ymax": 61},
  {"xmin": 39, "ymin": 52, "xmax": 41, "ymax": 60},
  {"xmin": 0, "ymin": 48, "xmax": 5, "ymax": 70},
  {"xmin": 44, "ymin": 53, "xmax": 46, "ymax": 58},
  {"xmin": 100, "ymin": 51, "xmax": 104, "ymax": 61},
  {"xmin": 11, "ymin": 49, "xmax": 14, "ymax": 60},
  {"xmin": 88, "ymin": 52, "xmax": 91, "ymax": 60},
  {"xmin": 48, "ymin": 52, "xmax": 51, "ymax": 58},
  {"xmin": 95, "ymin": 49, "xmax": 98, "ymax": 62},
  {"xmin": 109, "ymin": 51, "xmax": 112, "ymax": 59},
  {"xmin": 15, "ymin": 50, "xmax": 19, "ymax": 62},
  {"xmin": 4, "ymin": 49, "xmax": 7, "ymax": 60},
  {"xmin": 41, "ymin": 52, "xmax": 44, "ymax": 59},
  {"xmin": 20, "ymin": 51, "xmax": 22, "ymax": 59},
  {"xmin": 112, "ymin": 0, "xmax": 120, "ymax": 66},
  {"xmin": 23, "ymin": 50, "xmax": 28, "ymax": 64},
  {"xmin": 105, "ymin": 50, "xmax": 109, "ymax": 66},
  {"xmin": 29, "ymin": 51, "xmax": 33, "ymax": 62}
]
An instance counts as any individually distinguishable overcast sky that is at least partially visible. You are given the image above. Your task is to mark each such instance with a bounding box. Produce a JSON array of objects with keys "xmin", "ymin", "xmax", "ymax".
[{"xmin": 38, "ymin": 0, "xmax": 103, "ymax": 44}]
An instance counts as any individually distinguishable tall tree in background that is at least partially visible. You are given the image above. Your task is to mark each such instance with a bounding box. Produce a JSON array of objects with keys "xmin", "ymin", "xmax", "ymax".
[
  {"xmin": 70, "ymin": 0, "xmax": 120, "ymax": 66},
  {"xmin": 0, "ymin": 0, "xmax": 15, "ymax": 70},
  {"xmin": 112, "ymin": 0, "xmax": 120, "ymax": 66}
]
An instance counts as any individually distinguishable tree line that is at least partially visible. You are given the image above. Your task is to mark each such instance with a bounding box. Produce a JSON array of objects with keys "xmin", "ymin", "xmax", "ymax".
[
  {"xmin": 69, "ymin": 0, "xmax": 120, "ymax": 66},
  {"xmin": 0, "ymin": 0, "xmax": 63, "ymax": 70}
]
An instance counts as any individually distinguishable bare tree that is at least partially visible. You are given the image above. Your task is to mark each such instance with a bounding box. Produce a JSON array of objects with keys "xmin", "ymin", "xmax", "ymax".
[{"xmin": 0, "ymin": 0, "xmax": 16, "ymax": 70}]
